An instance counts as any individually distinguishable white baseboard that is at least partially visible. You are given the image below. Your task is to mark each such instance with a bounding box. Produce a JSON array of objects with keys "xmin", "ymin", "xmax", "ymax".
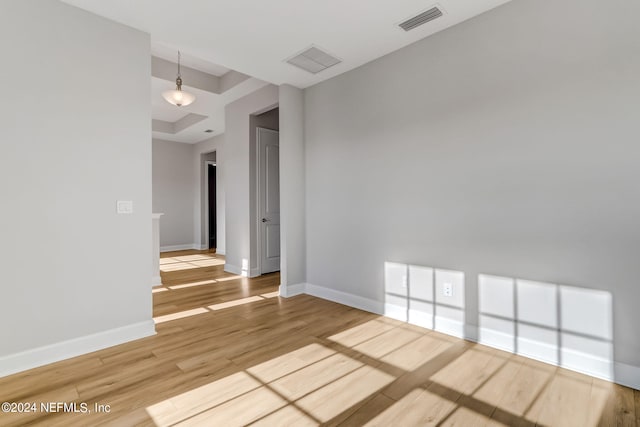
[
  {"xmin": 304, "ymin": 283, "xmax": 383, "ymax": 315},
  {"xmin": 477, "ymin": 325, "xmax": 516, "ymax": 353},
  {"xmin": 475, "ymin": 326, "xmax": 621, "ymax": 383},
  {"xmin": 151, "ymin": 276, "xmax": 163, "ymax": 287},
  {"xmin": 279, "ymin": 283, "xmax": 307, "ymax": 298},
  {"xmin": 224, "ymin": 264, "xmax": 260, "ymax": 278},
  {"xmin": 0, "ymin": 320, "xmax": 156, "ymax": 378},
  {"xmin": 434, "ymin": 316, "xmax": 465, "ymax": 339},
  {"xmin": 160, "ymin": 244, "xmax": 201, "ymax": 253},
  {"xmin": 614, "ymin": 362, "xmax": 640, "ymax": 390},
  {"xmin": 303, "ymin": 283, "xmax": 640, "ymax": 390},
  {"xmin": 409, "ymin": 309, "xmax": 435, "ymax": 330},
  {"xmin": 160, "ymin": 244, "xmax": 224, "ymax": 253},
  {"xmin": 562, "ymin": 347, "xmax": 613, "ymax": 382},
  {"xmin": 224, "ymin": 263, "xmax": 242, "ymax": 276},
  {"xmin": 464, "ymin": 324, "xmax": 479, "ymax": 343}
]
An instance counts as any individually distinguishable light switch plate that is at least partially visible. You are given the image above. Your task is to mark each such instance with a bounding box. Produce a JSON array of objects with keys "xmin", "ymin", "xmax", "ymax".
[{"xmin": 117, "ymin": 200, "xmax": 133, "ymax": 214}]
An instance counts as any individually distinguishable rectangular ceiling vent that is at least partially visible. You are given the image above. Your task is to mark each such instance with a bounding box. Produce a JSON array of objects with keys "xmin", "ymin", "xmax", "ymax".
[
  {"xmin": 399, "ymin": 7, "xmax": 443, "ymax": 31},
  {"xmin": 286, "ymin": 46, "xmax": 341, "ymax": 74}
]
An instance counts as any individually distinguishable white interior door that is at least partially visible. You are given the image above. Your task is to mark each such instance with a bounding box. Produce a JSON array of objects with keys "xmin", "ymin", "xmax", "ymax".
[{"xmin": 257, "ymin": 127, "xmax": 280, "ymax": 274}]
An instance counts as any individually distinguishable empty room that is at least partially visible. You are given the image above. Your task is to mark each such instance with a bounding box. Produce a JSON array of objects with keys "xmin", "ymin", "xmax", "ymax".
[{"xmin": 1, "ymin": 0, "xmax": 638, "ymax": 426}]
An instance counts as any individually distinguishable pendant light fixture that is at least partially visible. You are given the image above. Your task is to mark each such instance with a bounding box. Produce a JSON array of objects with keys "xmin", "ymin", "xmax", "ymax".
[{"xmin": 162, "ymin": 51, "xmax": 196, "ymax": 107}]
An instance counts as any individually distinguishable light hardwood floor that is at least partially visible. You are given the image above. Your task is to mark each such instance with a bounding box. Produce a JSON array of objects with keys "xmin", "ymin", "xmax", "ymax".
[{"xmin": 0, "ymin": 250, "xmax": 638, "ymax": 426}]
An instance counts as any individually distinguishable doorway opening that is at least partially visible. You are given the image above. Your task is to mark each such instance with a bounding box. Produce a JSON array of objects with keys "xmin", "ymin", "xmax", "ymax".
[
  {"xmin": 257, "ymin": 127, "xmax": 280, "ymax": 274},
  {"xmin": 250, "ymin": 107, "xmax": 280, "ymax": 276},
  {"xmin": 207, "ymin": 162, "xmax": 217, "ymax": 251},
  {"xmin": 202, "ymin": 150, "xmax": 217, "ymax": 253}
]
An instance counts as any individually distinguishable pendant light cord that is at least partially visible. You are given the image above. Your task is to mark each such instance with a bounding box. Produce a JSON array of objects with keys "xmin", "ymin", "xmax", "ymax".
[{"xmin": 177, "ymin": 50, "xmax": 182, "ymax": 78}]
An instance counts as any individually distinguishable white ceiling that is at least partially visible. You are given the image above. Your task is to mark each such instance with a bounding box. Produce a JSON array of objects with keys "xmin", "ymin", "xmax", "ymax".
[
  {"xmin": 152, "ymin": 76, "xmax": 270, "ymax": 143},
  {"xmin": 61, "ymin": 0, "xmax": 513, "ymax": 89},
  {"xmin": 60, "ymin": 0, "xmax": 513, "ymax": 143},
  {"xmin": 151, "ymin": 43, "xmax": 230, "ymax": 77}
]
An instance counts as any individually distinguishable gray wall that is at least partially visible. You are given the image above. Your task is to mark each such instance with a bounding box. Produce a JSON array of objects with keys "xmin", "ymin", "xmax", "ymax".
[
  {"xmin": 279, "ymin": 85, "xmax": 306, "ymax": 290},
  {"xmin": 152, "ymin": 139, "xmax": 196, "ymax": 248},
  {"xmin": 304, "ymin": 0, "xmax": 640, "ymax": 373},
  {"xmin": 153, "ymin": 137, "xmax": 226, "ymax": 254},
  {"xmin": 0, "ymin": 0, "xmax": 153, "ymax": 368}
]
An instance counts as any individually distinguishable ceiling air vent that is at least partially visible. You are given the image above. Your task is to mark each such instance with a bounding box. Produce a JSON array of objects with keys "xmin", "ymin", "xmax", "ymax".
[
  {"xmin": 286, "ymin": 46, "xmax": 341, "ymax": 74},
  {"xmin": 399, "ymin": 7, "xmax": 443, "ymax": 31}
]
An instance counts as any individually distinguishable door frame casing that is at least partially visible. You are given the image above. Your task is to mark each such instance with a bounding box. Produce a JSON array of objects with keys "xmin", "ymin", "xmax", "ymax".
[{"xmin": 255, "ymin": 127, "xmax": 280, "ymax": 275}]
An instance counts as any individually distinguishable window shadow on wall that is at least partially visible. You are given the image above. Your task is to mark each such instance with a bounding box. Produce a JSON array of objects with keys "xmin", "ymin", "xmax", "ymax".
[
  {"xmin": 384, "ymin": 262, "xmax": 466, "ymax": 338},
  {"xmin": 383, "ymin": 261, "xmax": 614, "ymax": 381},
  {"xmin": 478, "ymin": 274, "xmax": 613, "ymax": 380}
]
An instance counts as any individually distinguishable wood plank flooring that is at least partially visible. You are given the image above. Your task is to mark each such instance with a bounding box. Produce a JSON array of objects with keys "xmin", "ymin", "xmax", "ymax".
[{"xmin": 0, "ymin": 249, "xmax": 638, "ymax": 426}]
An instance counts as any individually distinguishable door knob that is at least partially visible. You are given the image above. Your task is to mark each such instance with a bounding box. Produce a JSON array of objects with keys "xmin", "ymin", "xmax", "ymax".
[{"xmin": 261, "ymin": 218, "xmax": 269, "ymax": 223}]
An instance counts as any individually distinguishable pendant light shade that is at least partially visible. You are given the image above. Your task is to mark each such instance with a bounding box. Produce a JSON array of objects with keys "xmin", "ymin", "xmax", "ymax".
[
  {"xmin": 162, "ymin": 87, "xmax": 196, "ymax": 107},
  {"xmin": 162, "ymin": 51, "xmax": 195, "ymax": 107}
]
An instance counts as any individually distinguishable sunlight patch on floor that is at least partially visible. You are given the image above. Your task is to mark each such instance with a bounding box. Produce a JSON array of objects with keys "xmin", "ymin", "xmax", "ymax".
[
  {"xmin": 177, "ymin": 387, "xmax": 287, "ymax": 426},
  {"xmin": 160, "ymin": 263, "xmax": 204, "ymax": 272},
  {"xmin": 269, "ymin": 353, "xmax": 363, "ymax": 400},
  {"xmin": 430, "ymin": 348, "xmax": 507, "ymax": 395},
  {"xmin": 247, "ymin": 344, "xmax": 335, "ymax": 384},
  {"xmin": 189, "ymin": 258, "xmax": 226, "ymax": 267},
  {"xmin": 146, "ymin": 372, "xmax": 262, "ymax": 425},
  {"xmin": 159, "ymin": 257, "xmax": 183, "ymax": 265},
  {"xmin": 215, "ymin": 275, "xmax": 245, "ymax": 282},
  {"xmin": 525, "ymin": 371, "xmax": 604, "ymax": 427},
  {"xmin": 168, "ymin": 280, "xmax": 217, "ymax": 290},
  {"xmin": 154, "ymin": 308, "xmax": 210, "ymax": 324},
  {"xmin": 364, "ymin": 388, "xmax": 456, "ymax": 426},
  {"xmin": 250, "ymin": 405, "xmax": 318, "ymax": 426},
  {"xmin": 174, "ymin": 255, "xmax": 217, "ymax": 262},
  {"xmin": 327, "ymin": 319, "xmax": 396, "ymax": 348},
  {"xmin": 159, "ymin": 257, "xmax": 224, "ymax": 273},
  {"xmin": 472, "ymin": 359, "xmax": 551, "ymax": 416},
  {"xmin": 295, "ymin": 365, "xmax": 395, "ymax": 423},
  {"xmin": 352, "ymin": 327, "xmax": 422, "ymax": 360},
  {"xmin": 154, "ymin": 294, "xmax": 279, "ymax": 325},
  {"xmin": 380, "ymin": 334, "xmax": 452, "ymax": 371},
  {"xmin": 260, "ymin": 291, "xmax": 280, "ymax": 299},
  {"xmin": 443, "ymin": 406, "xmax": 507, "ymax": 426},
  {"xmin": 208, "ymin": 296, "xmax": 264, "ymax": 311},
  {"xmin": 146, "ymin": 343, "xmax": 394, "ymax": 426}
]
